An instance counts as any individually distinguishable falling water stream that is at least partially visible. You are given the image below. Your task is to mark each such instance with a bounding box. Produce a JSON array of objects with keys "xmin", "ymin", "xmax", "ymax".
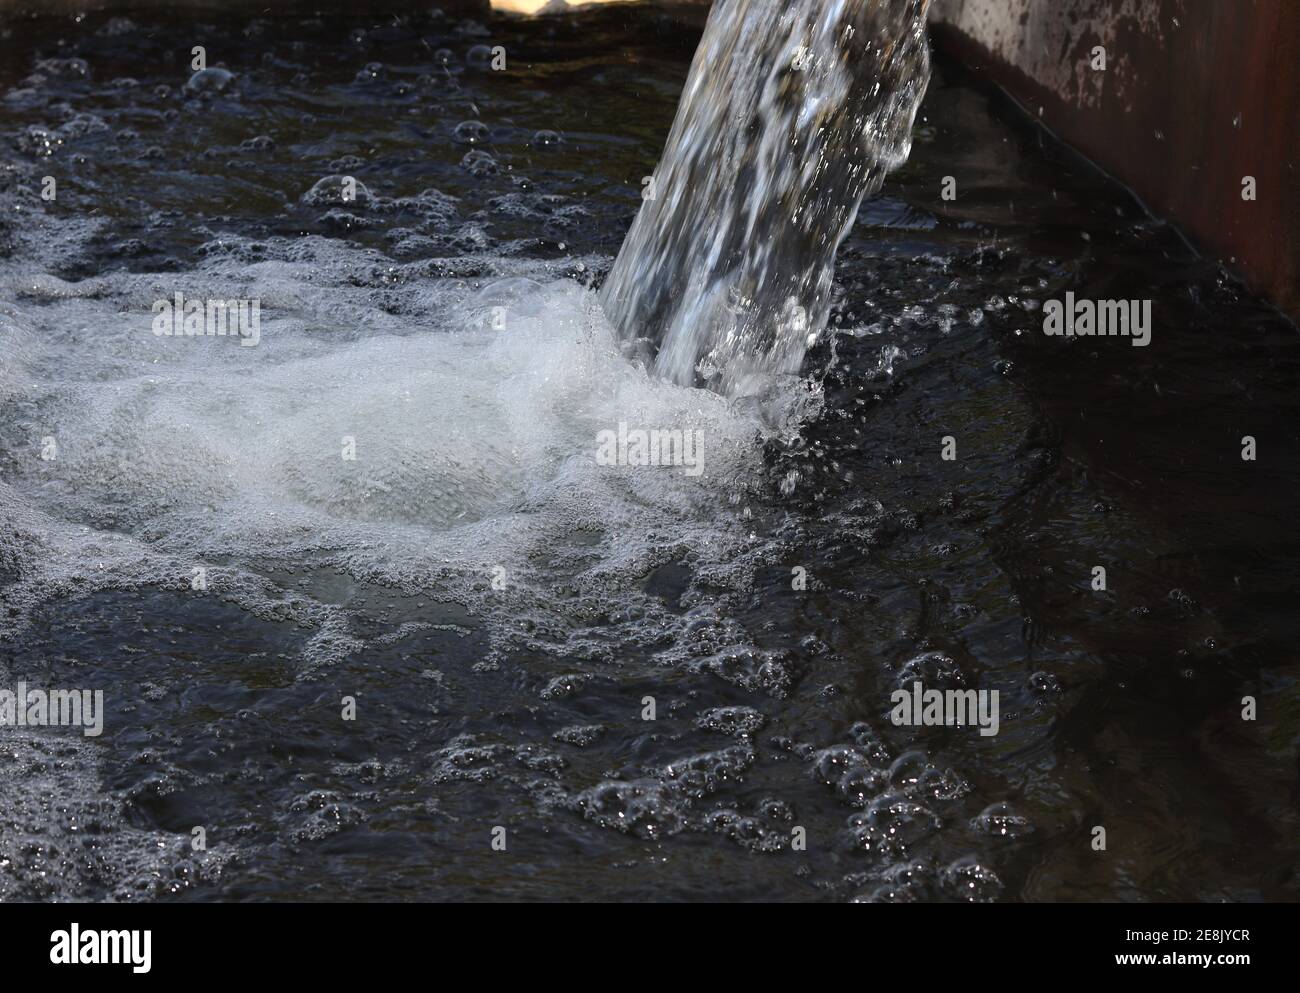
[
  {"xmin": 0, "ymin": 3, "xmax": 1297, "ymax": 902},
  {"xmin": 603, "ymin": 0, "xmax": 930, "ymax": 396}
]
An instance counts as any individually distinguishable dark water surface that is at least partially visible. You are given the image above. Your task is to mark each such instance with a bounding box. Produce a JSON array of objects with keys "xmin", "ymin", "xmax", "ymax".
[{"xmin": 1, "ymin": 5, "xmax": 1298, "ymax": 902}]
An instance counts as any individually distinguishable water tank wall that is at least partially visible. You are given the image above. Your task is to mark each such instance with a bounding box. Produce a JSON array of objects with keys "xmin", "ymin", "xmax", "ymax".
[{"xmin": 928, "ymin": 0, "xmax": 1300, "ymax": 320}]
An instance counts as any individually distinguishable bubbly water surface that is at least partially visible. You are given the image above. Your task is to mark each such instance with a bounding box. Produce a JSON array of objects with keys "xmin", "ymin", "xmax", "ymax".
[{"xmin": 1, "ymin": 5, "xmax": 1298, "ymax": 902}]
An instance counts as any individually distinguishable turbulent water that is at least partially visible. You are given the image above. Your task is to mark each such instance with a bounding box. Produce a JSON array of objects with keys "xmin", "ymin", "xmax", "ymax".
[
  {"xmin": 0, "ymin": 5, "xmax": 1298, "ymax": 902},
  {"xmin": 602, "ymin": 0, "xmax": 930, "ymax": 396}
]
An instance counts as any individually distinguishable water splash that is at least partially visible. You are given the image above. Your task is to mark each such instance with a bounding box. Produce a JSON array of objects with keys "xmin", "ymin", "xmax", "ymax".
[{"xmin": 601, "ymin": 0, "xmax": 931, "ymax": 396}]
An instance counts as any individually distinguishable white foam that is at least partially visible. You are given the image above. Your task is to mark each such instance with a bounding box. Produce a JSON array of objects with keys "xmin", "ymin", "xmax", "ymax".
[{"xmin": 0, "ymin": 226, "xmax": 799, "ymax": 669}]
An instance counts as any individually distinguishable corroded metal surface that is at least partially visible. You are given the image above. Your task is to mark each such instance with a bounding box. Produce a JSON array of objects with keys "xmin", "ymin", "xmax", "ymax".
[{"xmin": 930, "ymin": 0, "xmax": 1300, "ymax": 319}]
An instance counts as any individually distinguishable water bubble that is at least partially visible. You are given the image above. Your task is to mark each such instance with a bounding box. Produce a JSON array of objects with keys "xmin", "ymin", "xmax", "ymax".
[
  {"xmin": 887, "ymin": 751, "xmax": 932, "ymax": 791},
  {"xmin": 514, "ymin": 744, "xmax": 566, "ymax": 775},
  {"xmin": 971, "ymin": 802, "xmax": 1032, "ymax": 839},
  {"xmin": 695, "ymin": 706, "xmax": 766, "ymax": 739},
  {"xmin": 940, "ymin": 856, "xmax": 1003, "ymax": 901},
  {"xmin": 813, "ymin": 746, "xmax": 872, "ymax": 786},
  {"xmin": 466, "ymin": 45, "xmax": 493, "ymax": 68},
  {"xmin": 456, "ymin": 19, "xmax": 491, "ymax": 39},
  {"xmin": 662, "ymin": 745, "xmax": 755, "ymax": 799},
  {"xmin": 848, "ymin": 722, "xmax": 892, "ymax": 765},
  {"xmin": 100, "ymin": 16, "xmax": 136, "ymax": 36},
  {"xmin": 287, "ymin": 790, "xmax": 366, "ymax": 842},
  {"xmin": 552, "ymin": 725, "xmax": 605, "ymax": 748},
  {"xmin": 460, "ymin": 149, "xmax": 498, "ymax": 177},
  {"xmin": 434, "ymin": 48, "xmax": 456, "ymax": 66},
  {"xmin": 917, "ymin": 765, "xmax": 970, "ymax": 802},
  {"xmin": 1028, "ymin": 671, "xmax": 1062, "ymax": 693},
  {"xmin": 60, "ymin": 113, "xmax": 110, "ymax": 141},
  {"xmin": 18, "ymin": 126, "xmax": 60, "ymax": 157},
  {"xmin": 857, "ymin": 860, "xmax": 935, "ymax": 902},
  {"xmin": 430, "ymin": 739, "xmax": 509, "ymax": 784},
  {"xmin": 895, "ymin": 650, "xmax": 965, "ymax": 690},
  {"xmin": 35, "ymin": 57, "xmax": 91, "ymax": 80},
  {"xmin": 183, "ymin": 67, "xmax": 236, "ymax": 98},
  {"xmin": 354, "ymin": 62, "xmax": 384, "ymax": 83},
  {"xmin": 838, "ymin": 765, "xmax": 889, "ymax": 807},
  {"xmin": 453, "ymin": 120, "xmax": 489, "ymax": 145},
  {"xmin": 540, "ymin": 674, "xmax": 594, "ymax": 701},
  {"xmin": 576, "ymin": 780, "xmax": 685, "ymax": 840},
  {"xmin": 300, "ymin": 175, "xmax": 372, "ymax": 206},
  {"xmin": 705, "ymin": 810, "xmax": 786, "ymax": 852},
  {"xmin": 532, "ymin": 129, "xmax": 561, "ymax": 148},
  {"xmin": 848, "ymin": 793, "xmax": 940, "ymax": 857}
]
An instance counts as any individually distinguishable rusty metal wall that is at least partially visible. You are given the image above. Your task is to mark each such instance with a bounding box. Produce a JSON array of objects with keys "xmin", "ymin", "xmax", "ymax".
[{"xmin": 929, "ymin": 0, "xmax": 1300, "ymax": 319}]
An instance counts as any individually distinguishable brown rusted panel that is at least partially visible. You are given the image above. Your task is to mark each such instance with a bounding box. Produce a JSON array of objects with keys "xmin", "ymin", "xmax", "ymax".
[{"xmin": 929, "ymin": 0, "xmax": 1300, "ymax": 319}]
